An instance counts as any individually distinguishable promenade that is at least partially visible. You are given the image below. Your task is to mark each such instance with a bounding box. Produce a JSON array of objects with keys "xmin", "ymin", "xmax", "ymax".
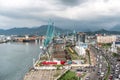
[{"xmin": 24, "ymin": 69, "xmax": 65, "ymax": 80}]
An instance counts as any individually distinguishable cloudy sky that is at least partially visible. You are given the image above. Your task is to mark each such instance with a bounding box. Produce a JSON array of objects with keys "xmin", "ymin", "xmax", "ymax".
[{"xmin": 0, "ymin": 0, "xmax": 120, "ymax": 31}]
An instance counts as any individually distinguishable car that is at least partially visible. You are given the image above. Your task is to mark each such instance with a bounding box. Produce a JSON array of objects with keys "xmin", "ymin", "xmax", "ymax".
[
  {"xmin": 119, "ymin": 74, "xmax": 120, "ymax": 78},
  {"xmin": 100, "ymin": 72, "xmax": 104, "ymax": 77},
  {"xmin": 115, "ymin": 69, "xmax": 119, "ymax": 72},
  {"xmin": 85, "ymin": 77, "xmax": 90, "ymax": 80},
  {"xmin": 116, "ymin": 64, "xmax": 119, "ymax": 67},
  {"xmin": 114, "ymin": 78, "xmax": 119, "ymax": 80},
  {"xmin": 97, "ymin": 71, "xmax": 100, "ymax": 75},
  {"xmin": 116, "ymin": 67, "xmax": 119, "ymax": 70},
  {"xmin": 76, "ymin": 69, "xmax": 83, "ymax": 72},
  {"xmin": 109, "ymin": 75, "xmax": 113, "ymax": 80},
  {"xmin": 117, "ymin": 58, "xmax": 120, "ymax": 61}
]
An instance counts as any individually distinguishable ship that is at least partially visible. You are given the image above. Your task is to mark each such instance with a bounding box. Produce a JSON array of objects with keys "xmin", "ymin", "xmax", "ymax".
[{"xmin": 22, "ymin": 39, "xmax": 35, "ymax": 42}]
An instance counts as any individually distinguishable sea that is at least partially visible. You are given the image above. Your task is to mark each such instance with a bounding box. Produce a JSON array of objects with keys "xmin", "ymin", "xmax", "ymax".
[{"xmin": 0, "ymin": 42, "xmax": 41, "ymax": 80}]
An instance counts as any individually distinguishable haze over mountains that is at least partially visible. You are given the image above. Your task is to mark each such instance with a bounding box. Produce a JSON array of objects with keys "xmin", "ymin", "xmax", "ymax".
[
  {"xmin": 109, "ymin": 25, "xmax": 120, "ymax": 31},
  {"xmin": 0, "ymin": 25, "xmax": 120, "ymax": 35}
]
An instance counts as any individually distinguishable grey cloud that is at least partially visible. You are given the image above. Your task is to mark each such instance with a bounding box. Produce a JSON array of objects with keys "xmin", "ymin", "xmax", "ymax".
[
  {"xmin": 0, "ymin": 0, "xmax": 120, "ymax": 31},
  {"xmin": 0, "ymin": 9, "xmax": 46, "ymax": 22},
  {"xmin": 59, "ymin": 0, "xmax": 87, "ymax": 6},
  {"xmin": 51, "ymin": 15, "xmax": 120, "ymax": 31},
  {"xmin": 0, "ymin": 8, "xmax": 119, "ymax": 31}
]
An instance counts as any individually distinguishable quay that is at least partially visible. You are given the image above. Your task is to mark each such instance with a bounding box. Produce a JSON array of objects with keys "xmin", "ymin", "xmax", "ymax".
[
  {"xmin": 23, "ymin": 36, "xmax": 96, "ymax": 80},
  {"xmin": 23, "ymin": 23, "xmax": 97, "ymax": 80}
]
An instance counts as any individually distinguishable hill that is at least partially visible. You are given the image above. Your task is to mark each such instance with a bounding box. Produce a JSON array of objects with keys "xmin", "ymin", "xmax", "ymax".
[
  {"xmin": 110, "ymin": 25, "xmax": 120, "ymax": 31},
  {"xmin": 0, "ymin": 25, "xmax": 71, "ymax": 35},
  {"xmin": 86, "ymin": 29, "xmax": 120, "ymax": 35}
]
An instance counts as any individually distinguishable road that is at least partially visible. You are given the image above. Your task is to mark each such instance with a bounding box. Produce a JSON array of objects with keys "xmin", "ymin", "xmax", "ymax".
[
  {"xmin": 87, "ymin": 46, "xmax": 108, "ymax": 80},
  {"xmin": 92, "ymin": 46, "xmax": 120, "ymax": 80},
  {"xmin": 80, "ymin": 46, "xmax": 108, "ymax": 80},
  {"xmin": 104, "ymin": 49, "xmax": 120, "ymax": 80}
]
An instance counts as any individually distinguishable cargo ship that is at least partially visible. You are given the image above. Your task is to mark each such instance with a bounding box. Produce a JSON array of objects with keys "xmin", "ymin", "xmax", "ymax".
[{"xmin": 22, "ymin": 39, "xmax": 35, "ymax": 42}]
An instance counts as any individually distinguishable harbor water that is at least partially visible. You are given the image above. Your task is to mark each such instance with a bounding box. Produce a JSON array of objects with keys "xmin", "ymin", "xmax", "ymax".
[{"xmin": 0, "ymin": 42, "xmax": 41, "ymax": 80}]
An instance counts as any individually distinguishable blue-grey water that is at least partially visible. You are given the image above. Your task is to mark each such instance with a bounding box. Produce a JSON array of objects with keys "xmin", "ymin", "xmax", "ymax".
[{"xmin": 0, "ymin": 42, "xmax": 40, "ymax": 80}]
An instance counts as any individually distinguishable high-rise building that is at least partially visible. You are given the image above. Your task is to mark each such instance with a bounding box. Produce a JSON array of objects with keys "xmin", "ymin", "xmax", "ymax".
[{"xmin": 76, "ymin": 32, "xmax": 86, "ymax": 43}]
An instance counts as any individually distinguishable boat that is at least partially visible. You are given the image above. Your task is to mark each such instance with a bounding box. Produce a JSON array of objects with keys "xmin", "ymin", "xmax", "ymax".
[{"xmin": 23, "ymin": 39, "xmax": 35, "ymax": 42}]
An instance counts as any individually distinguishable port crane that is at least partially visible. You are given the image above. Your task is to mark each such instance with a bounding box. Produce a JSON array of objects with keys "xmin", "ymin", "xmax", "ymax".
[
  {"xmin": 39, "ymin": 20, "xmax": 55, "ymax": 60},
  {"xmin": 44, "ymin": 21, "xmax": 54, "ymax": 48}
]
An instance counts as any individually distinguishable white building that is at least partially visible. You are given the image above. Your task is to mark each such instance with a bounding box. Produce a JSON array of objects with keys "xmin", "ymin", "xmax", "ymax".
[
  {"xmin": 75, "ymin": 42, "xmax": 87, "ymax": 56},
  {"xmin": 115, "ymin": 42, "xmax": 120, "ymax": 48},
  {"xmin": 75, "ymin": 46, "xmax": 86, "ymax": 56},
  {"xmin": 111, "ymin": 42, "xmax": 117, "ymax": 53}
]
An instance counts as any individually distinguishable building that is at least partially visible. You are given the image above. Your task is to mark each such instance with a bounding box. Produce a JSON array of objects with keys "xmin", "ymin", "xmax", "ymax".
[
  {"xmin": 97, "ymin": 35, "xmax": 116, "ymax": 43},
  {"xmin": 115, "ymin": 35, "xmax": 120, "ymax": 41},
  {"xmin": 75, "ymin": 42, "xmax": 88, "ymax": 56},
  {"xmin": 111, "ymin": 42, "xmax": 117, "ymax": 53},
  {"xmin": 75, "ymin": 46, "xmax": 86, "ymax": 56},
  {"xmin": 76, "ymin": 32, "xmax": 86, "ymax": 43},
  {"xmin": 114, "ymin": 41, "xmax": 120, "ymax": 48}
]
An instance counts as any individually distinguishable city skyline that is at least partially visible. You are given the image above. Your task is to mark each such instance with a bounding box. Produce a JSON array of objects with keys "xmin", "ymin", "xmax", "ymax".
[{"xmin": 0, "ymin": 0, "xmax": 120, "ymax": 30}]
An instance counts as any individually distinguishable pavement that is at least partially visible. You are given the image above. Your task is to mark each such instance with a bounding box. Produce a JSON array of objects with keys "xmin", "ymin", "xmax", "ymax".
[
  {"xmin": 82, "ymin": 73, "xmax": 91, "ymax": 80},
  {"xmin": 24, "ymin": 69, "xmax": 65, "ymax": 80}
]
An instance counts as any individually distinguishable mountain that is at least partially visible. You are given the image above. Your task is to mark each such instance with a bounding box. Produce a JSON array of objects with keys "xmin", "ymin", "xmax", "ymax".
[
  {"xmin": 0, "ymin": 25, "xmax": 71, "ymax": 35},
  {"xmin": 110, "ymin": 25, "xmax": 120, "ymax": 31},
  {"xmin": 1, "ymin": 25, "xmax": 120, "ymax": 36},
  {"xmin": 86, "ymin": 29, "xmax": 120, "ymax": 35}
]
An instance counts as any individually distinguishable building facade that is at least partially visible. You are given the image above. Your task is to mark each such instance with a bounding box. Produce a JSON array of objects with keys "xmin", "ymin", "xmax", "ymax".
[{"xmin": 97, "ymin": 35, "xmax": 116, "ymax": 43}]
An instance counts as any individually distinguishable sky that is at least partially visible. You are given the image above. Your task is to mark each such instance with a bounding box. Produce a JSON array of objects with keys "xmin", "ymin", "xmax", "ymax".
[{"xmin": 0, "ymin": 0, "xmax": 120, "ymax": 31}]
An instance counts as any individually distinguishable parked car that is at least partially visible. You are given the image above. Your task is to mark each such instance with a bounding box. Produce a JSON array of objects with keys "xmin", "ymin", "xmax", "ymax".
[{"xmin": 85, "ymin": 77, "xmax": 90, "ymax": 80}]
